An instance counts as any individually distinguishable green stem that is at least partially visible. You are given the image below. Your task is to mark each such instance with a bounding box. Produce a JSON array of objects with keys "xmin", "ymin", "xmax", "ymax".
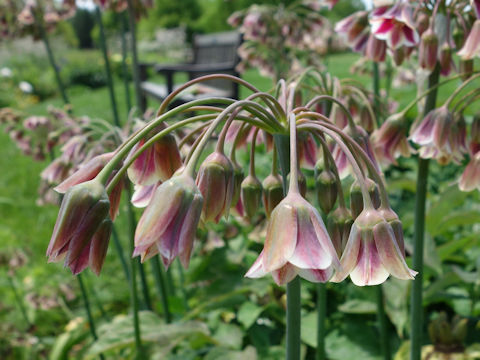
[
  {"xmin": 376, "ymin": 286, "xmax": 391, "ymax": 360},
  {"xmin": 177, "ymin": 260, "xmax": 190, "ymax": 311},
  {"xmin": 77, "ymin": 274, "xmax": 105, "ymax": 360},
  {"xmin": 95, "ymin": 6, "xmax": 120, "ymax": 127},
  {"xmin": 125, "ymin": 184, "xmax": 152, "ymax": 311},
  {"xmin": 37, "ymin": 13, "xmax": 69, "ymax": 106},
  {"xmin": 316, "ymin": 283, "xmax": 326, "ymax": 360},
  {"xmin": 121, "ymin": 11, "xmax": 132, "ymax": 113},
  {"xmin": 7, "ymin": 275, "xmax": 31, "ymax": 328},
  {"xmin": 111, "ymin": 226, "xmax": 131, "ymax": 282},
  {"xmin": 410, "ymin": 66, "xmax": 440, "ymax": 360},
  {"xmin": 151, "ymin": 256, "xmax": 172, "ymax": 323},
  {"xmin": 273, "ymin": 133, "xmax": 301, "ymax": 360},
  {"xmin": 125, "ymin": 0, "xmax": 142, "ymax": 109},
  {"xmin": 125, "ymin": 194, "xmax": 144, "ymax": 358}
]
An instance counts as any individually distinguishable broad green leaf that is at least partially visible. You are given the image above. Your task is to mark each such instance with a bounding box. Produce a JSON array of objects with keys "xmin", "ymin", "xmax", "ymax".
[
  {"xmin": 213, "ymin": 323, "xmax": 243, "ymax": 349},
  {"xmin": 49, "ymin": 320, "xmax": 89, "ymax": 360},
  {"xmin": 437, "ymin": 233, "xmax": 480, "ymax": 261},
  {"xmin": 300, "ymin": 312, "xmax": 317, "ymax": 348},
  {"xmin": 424, "ymin": 234, "xmax": 442, "ymax": 275},
  {"xmin": 451, "ymin": 266, "xmax": 479, "ymax": 284},
  {"xmin": 86, "ymin": 312, "xmax": 210, "ymax": 359},
  {"xmin": 383, "ymin": 279, "xmax": 409, "ymax": 337},
  {"xmin": 430, "ymin": 210, "xmax": 480, "ymax": 237},
  {"xmin": 426, "ymin": 187, "xmax": 468, "ymax": 235},
  {"xmin": 237, "ymin": 301, "xmax": 264, "ymax": 330},
  {"xmin": 205, "ymin": 346, "xmax": 257, "ymax": 360},
  {"xmin": 338, "ymin": 299, "xmax": 376, "ymax": 314}
]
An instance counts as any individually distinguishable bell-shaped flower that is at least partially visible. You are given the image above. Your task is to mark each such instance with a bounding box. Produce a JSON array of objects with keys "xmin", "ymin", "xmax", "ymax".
[
  {"xmin": 68, "ymin": 219, "xmax": 112, "ymax": 276},
  {"xmin": 245, "ymin": 192, "xmax": 340, "ymax": 285},
  {"xmin": 196, "ymin": 151, "xmax": 234, "ymax": 223},
  {"xmin": 369, "ymin": 2, "xmax": 419, "ymax": 49},
  {"xmin": 126, "ymin": 134, "xmax": 182, "ymax": 186},
  {"xmin": 371, "ymin": 113, "xmax": 414, "ymax": 166},
  {"xmin": 350, "ymin": 178, "xmax": 381, "ymax": 219},
  {"xmin": 335, "ymin": 11, "xmax": 370, "ymax": 53},
  {"xmin": 55, "ymin": 152, "xmax": 123, "ymax": 220},
  {"xmin": 458, "ymin": 20, "xmax": 480, "ymax": 60},
  {"xmin": 133, "ymin": 174, "xmax": 203, "ymax": 269},
  {"xmin": 365, "ymin": 33, "xmax": 387, "ymax": 62},
  {"xmin": 439, "ymin": 42, "xmax": 455, "ymax": 76},
  {"xmin": 331, "ymin": 207, "xmax": 416, "ymax": 286},
  {"xmin": 409, "ymin": 106, "xmax": 466, "ymax": 165},
  {"xmin": 459, "ymin": 152, "xmax": 480, "ymax": 192},
  {"xmin": 46, "ymin": 180, "xmax": 111, "ymax": 275},
  {"xmin": 315, "ymin": 166, "xmax": 338, "ymax": 215}
]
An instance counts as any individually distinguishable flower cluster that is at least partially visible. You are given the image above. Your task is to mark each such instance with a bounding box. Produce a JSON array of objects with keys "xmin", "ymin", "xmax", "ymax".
[
  {"xmin": 228, "ymin": 2, "xmax": 340, "ymax": 81},
  {"xmin": 334, "ymin": 0, "xmax": 478, "ymax": 76},
  {"xmin": 46, "ymin": 72, "xmax": 415, "ymax": 287}
]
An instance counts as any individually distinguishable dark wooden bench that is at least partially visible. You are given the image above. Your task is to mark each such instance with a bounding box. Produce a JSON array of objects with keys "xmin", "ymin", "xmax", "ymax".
[{"xmin": 139, "ymin": 31, "xmax": 242, "ymax": 112}]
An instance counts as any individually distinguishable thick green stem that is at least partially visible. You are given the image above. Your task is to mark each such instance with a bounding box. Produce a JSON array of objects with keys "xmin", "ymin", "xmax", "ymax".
[
  {"xmin": 316, "ymin": 283, "xmax": 326, "ymax": 360},
  {"xmin": 37, "ymin": 14, "xmax": 69, "ymax": 106},
  {"xmin": 274, "ymin": 133, "xmax": 301, "ymax": 360},
  {"xmin": 95, "ymin": 6, "xmax": 120, "ymax": 127},
  {"xmin": 121, "ymin": 12, "xmax": 132, "ymax": 113},
  {"xmin": 125, "ymin": 0, "xmax": 142, "ymax": 109},
  {"xmin": 376, "ymin": 286, "xmax": 391, "ymax": 360},
  {"xmin": 151, "ymin": 256, "xmax": 172, "ymax": 323},
  {"xmin": 77, "ymin": 274, "xmax": 105, "ymax": 360},
  {"xmin": 410, "ymin": 66, "xmax": 440, "ymax": 360}
]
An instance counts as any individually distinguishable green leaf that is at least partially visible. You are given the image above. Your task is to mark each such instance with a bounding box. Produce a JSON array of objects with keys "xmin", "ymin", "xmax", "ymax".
[
  {"xmin": 49, "ymin": 320, "xmax": 90, "ymax": 360},
  {"xmin": 423, "ymin": 234, "xmax": 442, "ymax": 275},
  {"xmin": 437, "ymin": 233, "xmax": 480, "ymax": 261},
  {"xmin": 204, "ymin": 346, "xmax": 257, "ymax": 360},
  {"xmin": 338, "ymin": 299, "xmax": 376, "ymax": 314},
  {"xmin": 237, "ymin": 302, "xmax": 264, "ymax": 330},
  {"xmin": 213, "ymin": 323, "xmax": 243, "ymax": 350},
  {"xmin": 451, "ymin": 266, "xmax": 478, "ymax": 284},
  {"xmin": 86, "ymin": 311, "xmax": 210, "ymax": 359},
  {"xmin": 383, "ymin": 279, "xmax": 409, "ymax": 337},
  {"xmin": 430, "ymin": 210, "xmax": 480, "ymax": 237},
  {"xmin": 300, "ymin": 312, "xmax": 317, "ymax": 348}
]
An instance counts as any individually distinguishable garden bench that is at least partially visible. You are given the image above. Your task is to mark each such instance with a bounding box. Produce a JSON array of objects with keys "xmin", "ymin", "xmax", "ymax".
[{"xmin": 139, "ymin": 31, "xmax": 242, "ymax": 112}]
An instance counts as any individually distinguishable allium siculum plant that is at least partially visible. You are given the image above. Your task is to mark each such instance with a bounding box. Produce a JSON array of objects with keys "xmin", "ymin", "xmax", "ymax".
[{"xmin": 46, "ymin": 71, "xmax": 416, "ymax": 289}]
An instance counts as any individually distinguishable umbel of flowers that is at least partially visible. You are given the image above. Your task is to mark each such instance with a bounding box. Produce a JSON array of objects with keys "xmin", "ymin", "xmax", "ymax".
[{"xmin": 46, "ymin": 72, "xmax": 416, "ymax": 288}]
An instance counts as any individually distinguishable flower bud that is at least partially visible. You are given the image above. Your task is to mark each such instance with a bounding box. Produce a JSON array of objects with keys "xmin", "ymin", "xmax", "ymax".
[
  {"xmin": 419, "ymin": 28, "xmax": 438, "ymax": 72},
  {"xmin": 392, "ymin": 46, "xmax": 406, "ymax": 66},
  {"xmin": 350, "ymin": 178, "xmax": 380, "ymax": 219},
  {"xmin": 262, "ymin": 173, "xmax": 284, "ymax": 218},
  {"xmin": 315, "ymin": 168, "xmax": 337, "ymax": 215},
  {"xmin": 47, "ymin": 180, "xmax": 110, "ymax": 275},
  {"xmin": 439, "ymin": 42, "xmax": 454, "ymax": 76},
  {"xmin": 231, "ymin": 161, "xmax": 244, "ymax": 208},
  {"xmin": 415, "ymin": 11, "xmax": 430, "ymax": 36},
  {"xmin": 288, "ymin": 170, "xmax": 307, "ymax": 197},
  {"xmin": 459, "ymin": 59, "xmax": 474, "ymax": 80},
  {"xmin": 196, "ymin": 151, "xmax": 234, "ymax": 223},
  {"xmin": 327, "ymin": 206, "xmax": 353, "ymax": 257},
  {"xmin": 453, "ymin": 27, "xmax": 465, "ymax": 50},
  {"xmin": 241, "ymin": 175, "xmax": 263, "ymax": 219}
]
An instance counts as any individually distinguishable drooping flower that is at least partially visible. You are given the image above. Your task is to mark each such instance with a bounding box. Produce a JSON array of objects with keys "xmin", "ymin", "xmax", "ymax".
[
  {"xmin": 331, "ymin": 208, "xmax": 416, "ymax": 286},
  {"xmin": 409, "ymin": 106, "xmax": 467, "ymax": 165},
  {"xmin": 133, "ymin": 174, "xmax": 203, "ymax": 268},
  {"xmin": 246, "ymin": 192, "xmax": 340, "ymax": 285},
  {"xmin": 126, "ymin": 134, "xmax": 182, "ymax": 186},
  {"xmin": 418, "ymin": 28, "xmax": 438, "ymax": 72},
  {"xmin": 46, "ymin": 180, "xmax": 111, "ymax": 275},
  {"xmin": 371, "ymin": 113, "xmax": 414, "ymax": 166},
  {"xmin": 196, "ymin": 151, "xmax": 234, "ymax": 223},
  {"xmin": 458, "ymin": 20, "xmax": 480, "ymax": 60},
  {"xmin": 365, "ymin": 33, "xmax": 387, "ymax": 62},
  {"xmin": 369, "ymin": 2, "xmax": 419, "ymax": 49},
  {"xmin": 335, "ymin": 11, "xmax": 370, "ymax": 53},
  {"xmin": 241, "ymin": 175, "xmax": 263, "ymax": 220},
  {"xmin": 327, "ymin": 206, "xmax": 353, "ymax": 257},
  {"xmin": 459, "ymin": 152, "xmax": 480, "ymax": 192}
]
